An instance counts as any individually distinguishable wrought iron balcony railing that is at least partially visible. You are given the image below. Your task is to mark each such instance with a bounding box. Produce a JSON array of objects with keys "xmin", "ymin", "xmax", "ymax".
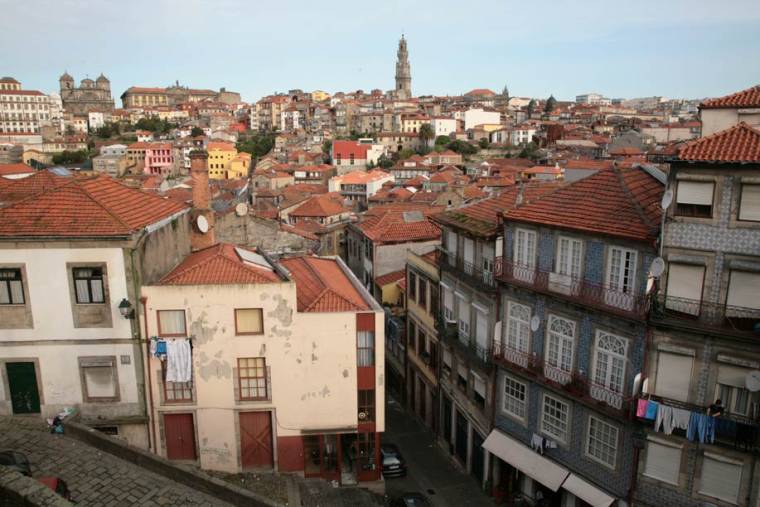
[
  {"xmin": 438, "ymin": 248, "xmax": 502, "ymax": 291},
  {"xmin": 437, "ymin": 315, "xmax": 493, "ymax": 369},
  {"xmin": 498, "ymin": 260, "xmax": 648, "ymax": 320},
  {"xmin": 651, "ymin": 293, "xmax": 760, "ymax": 337},
  {"xmin": 493, "ymin": 342, "xmax": 631, "ymax": 414}
]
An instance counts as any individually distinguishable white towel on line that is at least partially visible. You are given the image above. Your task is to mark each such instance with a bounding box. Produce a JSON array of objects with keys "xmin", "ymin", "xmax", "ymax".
[{"xmin": 166, "ymin": 339, "xmax": 192, "ymax": 383}]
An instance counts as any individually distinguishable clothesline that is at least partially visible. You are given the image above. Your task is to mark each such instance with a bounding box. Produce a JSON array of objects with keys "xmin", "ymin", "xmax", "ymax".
[{"xmin": 149, "ymin": 336, "xmax": 193, "ymax": 383}]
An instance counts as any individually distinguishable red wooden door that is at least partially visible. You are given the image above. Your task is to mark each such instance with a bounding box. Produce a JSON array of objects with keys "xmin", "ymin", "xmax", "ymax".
[
  {"xmin": 240, "ymin": 411, "xmax": 273, "ymax": 469},
  {"xmin": 164, "ymin": 413, "xmax": 196, "ymax": 460}
]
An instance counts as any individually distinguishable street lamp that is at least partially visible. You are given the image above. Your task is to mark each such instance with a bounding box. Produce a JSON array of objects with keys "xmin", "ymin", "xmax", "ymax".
[{"xmin": 118, "ymin": 298, "xmax": 134, "ymax": 319}]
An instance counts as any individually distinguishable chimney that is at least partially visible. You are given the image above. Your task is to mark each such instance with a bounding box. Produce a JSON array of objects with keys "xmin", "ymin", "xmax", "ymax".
[{"xmin": 189, "ymin": 149, "xmax": 215, "ymax": 251}]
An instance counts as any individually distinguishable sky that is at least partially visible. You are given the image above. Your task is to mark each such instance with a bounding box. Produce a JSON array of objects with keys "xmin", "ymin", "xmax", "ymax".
[{"xmin": 2, "ymin": 0, "xmax": 760, "ymax": 104}]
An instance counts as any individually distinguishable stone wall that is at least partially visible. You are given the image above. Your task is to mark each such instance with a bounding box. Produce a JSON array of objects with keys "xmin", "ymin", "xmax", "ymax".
[{"xmin": 0, "ymin": 467, "xmax": 71, "ymax": 507}]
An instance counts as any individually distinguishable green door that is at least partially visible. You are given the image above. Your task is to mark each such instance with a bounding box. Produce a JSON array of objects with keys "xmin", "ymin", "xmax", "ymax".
[{"xmin": 6, "ymin": 362, "xmax": 41, "ymax": 414}]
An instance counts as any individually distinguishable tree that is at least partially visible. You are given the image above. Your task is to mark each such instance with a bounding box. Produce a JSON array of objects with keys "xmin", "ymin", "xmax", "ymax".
[
  {"xmin": 448, "ymin": 140, "xmax": 479, "ymax": 155},
  {"xmin": 526, "ymin": 99, "xmax": 536, "ymax": 117},
  {"xmin": 190, "ymin": 126, "xmax": 204, "ymax": 137},
  {"xmin": 322, "ymin": 140, "xmax": 332, "ymax": 155},
  {"xmin": 377, "ymin": 153, "xmax": 393, "ymax": 169},
  {"xmin": 435, "ymin": 135, "xmax": 451, "ymax": 147},
  {"xmin": 52, "ymin": 149, "xmax": 89, "ymax": 165},
  {"xmin": 544, "ymin": 95, "xmax": 557, "ymax": 113},
  {"xmin": 95, "ymin": 125, "xmax": 112, "ymax": 139},
  {"xmin": 478, "ymin": 137, "xmax": 490, "ymax": 149},
  {"xmin": 236, "ymin": 132, "xmax": 275, "ymax": 158},
  {"xmin": 418, "ymin": 123, "xmax": 435, "ymax": 147},
  {"xmin": 398, "ymin": 147, "xmax": 416, "ymax": 160},
  {"xmin": 518, "ymin": 141, "xmax": 540, "ymax": 160}
]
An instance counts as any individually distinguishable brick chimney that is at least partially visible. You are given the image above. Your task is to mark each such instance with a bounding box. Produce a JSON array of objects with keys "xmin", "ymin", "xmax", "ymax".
[{"xmin": 189, "ymin": 149, "xmax": 215, "ymax": 251}]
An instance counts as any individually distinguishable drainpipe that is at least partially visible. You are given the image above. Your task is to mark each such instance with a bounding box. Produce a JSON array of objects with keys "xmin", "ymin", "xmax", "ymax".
[
  {"xmin": 129, "ymin": 230, "xmax": 152, "ymax": 451},
  {"xmin": 141, "ymin": 295, "xmax": 157, "ymax": 453}
]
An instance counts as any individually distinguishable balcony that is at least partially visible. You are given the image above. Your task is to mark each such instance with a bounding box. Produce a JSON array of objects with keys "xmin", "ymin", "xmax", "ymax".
[
  {"xmin": 493, "ymin": 342, "xmax": 631, "ymax": 415},
  {"xmin": 438, "ymin": 248, "xmax": 501, "ymax": 292},
  {"xmin": 437, "ymin": 315, "xmax": 493, "ymax": 370},
  {"xmin": 638, "ymin": 394, "xmax": 760, "ymax": 452},
  {"xmin": 498, "ymin": 260, "xmax": 648, "ymax": 320},
  {"xmin": 651, "ymin": 293, "xmax": 760, "ymax": 339}
]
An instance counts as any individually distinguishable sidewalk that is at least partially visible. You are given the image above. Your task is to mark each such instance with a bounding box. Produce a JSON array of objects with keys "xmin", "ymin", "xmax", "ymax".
[{"xmin": 384, "ymin": 397, "xmax": 494, "ymax": 507}]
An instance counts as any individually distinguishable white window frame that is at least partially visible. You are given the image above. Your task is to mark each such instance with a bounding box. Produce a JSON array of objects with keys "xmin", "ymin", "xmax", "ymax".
[
  {"xmin": 585, "ymin": 416, "xmax": 619, "ymax": 469},
  {"xmin": 738, "ymin": 183, "xmax": 760, "ymax": 222},
  {"xmin": 556, "ymin": 236, "xmax": 583, "ymax": 278},
  {"xmin": 545, "ymin": 314, "xmax": 575, "ymax": 373},
  {"xmin": 502, "ymin": 375, "xmax": 527, "ymax": 422},
  {"xmin": 514, "ymin": 228, "xmax": 537, "ymax": 269},
  {"xmin": 541, "ymin": 393, "xmax": 570, "ymax": 444},
  {"xmin": 504, "ymin": 301, "xmax": 531, "ymax": 355},
  {"xmin": 591, "ymin": 330, "xmax": 628, "ymax": 395}
]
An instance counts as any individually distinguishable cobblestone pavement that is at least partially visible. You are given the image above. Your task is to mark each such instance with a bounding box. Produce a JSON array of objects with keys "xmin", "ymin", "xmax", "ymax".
[{"xmin": 0, "ymin": 417, "xmax": 230, "ymax": 506}]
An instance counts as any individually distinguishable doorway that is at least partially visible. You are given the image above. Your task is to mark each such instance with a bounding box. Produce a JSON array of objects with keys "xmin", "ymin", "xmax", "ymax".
[
  {"xmin": 164, "ymin": 413, "xmax": 196, "ymax": 460},
  {"xmin": 6, "ymin": 362, "xmax": 40, "ymax": 414},
  {"xmin": 240, "ymin": 411, "xmax": 273, "ymax": 469},
  {"xmin": 471, "ymin": 430, "xmax": 485, "ymax": 485}
]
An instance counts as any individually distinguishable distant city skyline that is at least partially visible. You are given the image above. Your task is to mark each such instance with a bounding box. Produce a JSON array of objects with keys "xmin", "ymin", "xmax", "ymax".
[{"xmin": 2, "ymin": 0, "xmax": 759, "ymax": 103}]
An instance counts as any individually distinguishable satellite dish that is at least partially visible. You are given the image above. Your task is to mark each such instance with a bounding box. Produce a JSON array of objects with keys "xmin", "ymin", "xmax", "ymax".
[
  {"xmin": 649, "ymin": 257, "xmax": 665, "ymax": 278},
  {"xmin": 235, "ymin": 202, "xmax": 249, "ymax": 217},
  {"xmin": 745, "ymin": 371, "xmax": 760, "ymax": 392},
  {"xmin": 530, "ymin": 315, "xmax": 540, "ymax": 332},
  {"xmin": 196, "ymin": 215, "xmax": 209, "ymax": 233},
  {"xmin": 661, "ymin": 189, "xmax": 674, "ymax": 210}
]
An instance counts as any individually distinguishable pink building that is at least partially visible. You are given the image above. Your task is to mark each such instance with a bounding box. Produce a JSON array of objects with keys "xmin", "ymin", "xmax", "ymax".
[{"xmin": 144, "ymin": 143, "xmax": 174, "ymax": 176}]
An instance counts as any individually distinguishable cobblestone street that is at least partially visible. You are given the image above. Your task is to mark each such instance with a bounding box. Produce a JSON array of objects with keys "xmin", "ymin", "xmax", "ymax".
[{"xmin": 0, "ymin": 417, "xmax": 230, "ymax": 506}]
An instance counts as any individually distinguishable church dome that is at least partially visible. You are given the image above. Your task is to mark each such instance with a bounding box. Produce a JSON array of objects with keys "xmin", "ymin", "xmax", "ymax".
[
  {"xmin": 96, "ymin": 74, "xmax": 110, "ymax": 83},
  {"xmin": 59, "ymin": 72, "xmax": 74, "ymax": 81}
]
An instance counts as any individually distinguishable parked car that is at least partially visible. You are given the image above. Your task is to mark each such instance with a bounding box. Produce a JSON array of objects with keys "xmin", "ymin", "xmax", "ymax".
[
  {"xmin": 381, "ymin": 443, "xmax": 407, "ymax": 478},
  {"xmin": 0, "ymin": 450, "xmax": 31, "ymax": 476},
  {"xmin": 37, "ymin": 477, "xmax": 73, "ymax": 501},
  {"xmin": 389, "ymin": 492, "xmax": 432, "ymax": 507}
]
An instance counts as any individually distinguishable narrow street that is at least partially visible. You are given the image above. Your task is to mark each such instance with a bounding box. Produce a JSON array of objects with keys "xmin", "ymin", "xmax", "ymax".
[{"xmin": 384, "ymin": 396, "xmax": 494, "ymax": 507}]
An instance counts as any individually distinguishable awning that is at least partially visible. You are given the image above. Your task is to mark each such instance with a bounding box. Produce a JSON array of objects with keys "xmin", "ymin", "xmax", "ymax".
[
  {"xmin": 562, "ymin": 474, "xmax": 615, "ymax": 507},
  {"xmin": 483, "ymin": 429, "xmax": 569, "ymax": 491}
]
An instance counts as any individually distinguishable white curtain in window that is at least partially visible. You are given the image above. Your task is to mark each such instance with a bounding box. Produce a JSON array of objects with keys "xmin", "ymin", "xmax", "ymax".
[
  {"xmin": 91, "ymin": 278, "xmax": 104, "ymax": 303},
  {"xmin": 677, "ymin": 181, "xmax": 714, "ymax": 205},
  {"xmin": 159, "ymin": 310, "xmax": 186, "ymax": 335},
  {"xmin": 75, "ymin": 279, "xmax": 90, "ymax": 302},
  {"xmin": 9, "ymin": 280, "xmax": 23, "ymax": 303},
  {"xmin": 739, "ymin": 184, "xmax": 760, "ymax": 221},
  {"xmin": 358, "ymin": 331, "xmax": 375, "ymax": 366}
]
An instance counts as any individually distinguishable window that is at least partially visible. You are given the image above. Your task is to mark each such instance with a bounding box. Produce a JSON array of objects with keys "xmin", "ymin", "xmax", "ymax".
[
  {"xmin": 605, "ymin": 246, "xmax": 637, "ymax": 310},
  {"xmin": 586, "ymin": 416, "xmax": 618, "ymax": 468},
  {"xmin": 514, "ymin": 228, "xmax": 537, "ymax": 268},
  {"xmin": 654, "ymin": 351, "xmax": 694, "ymax": 402},
  {"xmin": 665, "ymin": 263, "xmax": 705, "ymax": 315},
  {"xmin": 546, "ymin": 315, "xmax": 575, "ymax": 375},
  {"xmin": 418, "ymin": 279, "xmax": 427, "ymax": 310},
  {"xmin": 443, "ymin": 286, "xmax": 454, "ymax": 322},
  {"xmin": 504, "ymin": 301, "xmax": 531, "ymax": 356},
  {"xmin": 429, "ymin": 340, "xmax": 438, "ymax": 372},
  {"xmin": 357, "ymin": 432, "xmax": 376, "ymax": 471},
  {"xmin": 408, "ymin": 271, "xmax": 417, "ymax": 302},
  {"xmin": 79, "ymin": 356, "xmax": 118, "ymax": 402},
  {"xmin": 473, "ymin": 372, "xmax": 486, "ymax": 408},
  {"xmin": 430, "ymin": 284, "xmax": 439, "ymax": 317},
  {"xmin": 457, "ymin": 364, "xmax": 468, "ymax": 391},
  {"xmin": 158, "ymin": 310, "xmax": 187, "ymax": 337},
  {"xmin": 235, "ymin": 308, "xmax": 264, "ymax": 335},
  {"xmin": 446, "ymin": 230, "xmax": 457, "ymax": 265},
  {"xmin": 408, "ymin": 321, "xmax": 417, "ymax": 353},
  {"xmin": 358, "ymin": 331, "xmax": 375, "ymax": 366},
  {"xmin": 442, "ymin": 348, "xmax": 452, "ymax": 376},
  {"xmin": 162, "ymin": 361, "xmax": 193, "ymax": 403},
  {"xmin": 643, "ymin": 439, "xmax": 682, "ymax": 485},
  {"xmin": 0, "ymin": 268, "xmax": 24, "ymax": 304},
  {"xmin": 541, "ymin": 394, "xmax": 570, "ymax": 443},
  {"xmin": 556, "ymin": 237, "xmax": 582, "ymax": 278},
  {"xmin": 457, "ymin": 295, "xmax": 470, "ymax": 340},
  {"xmin": 73, "ymin": 267, "xmax": 105, "ymax": 304},
  {"xmin": 592, "ymin": 331, "xmax": 628, "ymax": 394},
  {"xmin": 358, "ymin": 389, "xmax": 375, "ymax": 422},
  {"xmin": 417, "ymin": 330, "xmax": 426, "ymax": 357},
  {"xmin": 715, "ymin": 365, "xmax": 758, "ymax": 416},
  {"xmin": 739, "ymin": 184, "xmax": 760, "ymax": 221},
  {"xmin": 726, "ymin": 270, "xmax": 760, "ymax": 316},
  {"xmin": 503, "ymin": 376, "xmax": 527, "ymax": 420},
  {"xmin": 699, "ymin": 453, "xmax": 743, "ymax": 504},
  {"xmin": 676, "ymin": 180, "xmax": 715, "ymax": 218},
  {"xmin": 238, "ymin": 357, "xmax": 267, "ymax": 400}
]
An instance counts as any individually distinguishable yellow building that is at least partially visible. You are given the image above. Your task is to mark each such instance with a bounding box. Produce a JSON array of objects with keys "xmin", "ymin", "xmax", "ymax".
[
  {"xmin": 206, "ymin": 141, "xmax": 238, "ymax": 179},
  {"xmin": 310, "ymin": 90, "xmax": 330, "ymax": 102},
  {"xmin": 227, "ymin": 152, "xmax": 251, "ymax": 179}
]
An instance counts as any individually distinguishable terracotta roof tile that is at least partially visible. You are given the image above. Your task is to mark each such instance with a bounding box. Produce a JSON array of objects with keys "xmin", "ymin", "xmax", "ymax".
[
  {"xmin": 290, "ymin": 194, "xmax": 347, "ymax": 217},
  {"xmin": 358, "ymin": 207, "xmax": 442, "ymax": 244},
  {"xmin": 158, "ymin": 243, "xmax": 281, "ymax": 285},
  {"xmin": 0, "ymin": 163, "xmax": 34, "ymax": 177},
  {"xmin": 678, "ymin": 122, "xmax": 760, "ymax": 163},
  {"xmin": 504, "ymin": 167, "xmax": 663, "ymax": 243},
  {"xmin": 701, "ymin": 85, "xmax": 760, "ymax": 109},
  {"xmin": 280, "ymin": 256, "xmax": 369, "ymax": 312},
  {"xmin": 0, "ymin": 173, "xmax": 188, "ymax": 237},
  {"xmin": 375, "ymin": 269, "xmax": 406, "ymax": 287}
]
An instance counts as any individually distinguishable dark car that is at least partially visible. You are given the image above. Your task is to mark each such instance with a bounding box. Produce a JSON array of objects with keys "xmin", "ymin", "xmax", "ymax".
[
  {"xmin": 0, "ymin": 450, "xmax": 31, "ymax": 476},
  {"xmin": 381, "ymin": 443, "xmax": 407, "ymax": 478},
  {"xmin": 389, "ymin": 492, "xmax": 432, "ymax": 507}
]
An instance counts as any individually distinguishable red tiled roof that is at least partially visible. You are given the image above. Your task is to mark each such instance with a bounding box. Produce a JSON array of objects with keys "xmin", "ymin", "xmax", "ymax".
[
  {"xmin": 0, "ymin": 163, "xmax": 34, "ymax": 177},
  {"xmin": 678, "ymin": 122, "xmax": 760, "ymax": 163},
  {"xmin": 375, "ymin": 269, "xmax": 406, "ymax": 287},
  {"xmin": 0, "ymin": 173, "xmax": 188, "ymax": 238},
  {"xmin": 465, "ymin": 88, "xmax": 497, "ymax": 97},
  {"xmin": 280, "ymin": 256, "xmax": 369, "ymax": 312},
  {"xmin": 435, "ymin": 183, "xmax": 560, "ymax": 236},
  {"xmin": 290, "ymin": 194, "xmax": 347, "ymax": 217},
  {"xmin": 333, "ymin": 140, "xmax": 370, "ymax": 160},
  {"xmin": 0, "ymin": 170, "xmax": 64, "ymax": 204},
  {"xmin": 701, "ymin": 85, "xmax": 760, "ymax": 109},
  {"xmin": 358, "ymin": 207, "xmax": 442, "ymax": 244},
  {"xmin": 505, "ymin": 166, "xmax": 663, "ymax": 243},
  {"xmin": 207, "ymin": 141, "xmax": 236, "ymax": 151},
  {"xmin": 0, "ymin": 90, "xmax": 44, "ymax": 96},
  {"xmin": 158, "ymin": 243, "xmax": 281, "ymax": 285}
]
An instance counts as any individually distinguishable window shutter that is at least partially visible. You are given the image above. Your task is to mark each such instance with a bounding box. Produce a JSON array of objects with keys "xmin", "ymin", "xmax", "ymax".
[
  {"xmin": 446, "ymin": 231, "xmax": 457, "ymax": 254},
  {"xmin": 677, "ymin": 181, "xmax": 714, "ymax": 205},
  {"xmin": 444, "ymin": 288, "xmax": 454, "ymax": 321},
  {"xmin": 655, "ymin": 352, "xmax": 693, "ymax": 402},
  {"xmin": 476, "ymin": 310, "xmax": 488, "ymax": 352},
  {"xmin": 665, "ymin": 263, "xmax": 704, "ymax": 314},
  {"xmin": 457, "ymin": 297, "xmax": 470, "ymax": 326},
  {"xmin": 739, "ymin": 184, "xmax": 760, "ymax": 221},
  {"xmin": 727, "ymin": 271, "xmax": 760, "ymax": 311},
  {"xmin": 463, "ymin": 238, "xmax": 474, "ymax": 264},
  {"xmin": 699, "ymin": 454, "xmax": 742, "ymax": 504},
  {"xmin": 443, "ymin": 349, "xmax": 452, "ymax": 368},
  {"xmin": 643, "ymin": 440, "xmax": 681, "ymax": 485},
  {"xmin": 473, "ymin": 373, "xmax": 486, "ymax": 397},
  {"xmin": 717, "ymin": 365, "xmax": 749, "ymax": 388}
]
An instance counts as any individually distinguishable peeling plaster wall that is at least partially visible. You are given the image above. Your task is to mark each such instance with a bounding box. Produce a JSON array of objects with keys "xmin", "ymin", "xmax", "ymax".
[{"xmin": 142, "ymin": 282, "xmax": 384, "ymax": 472}]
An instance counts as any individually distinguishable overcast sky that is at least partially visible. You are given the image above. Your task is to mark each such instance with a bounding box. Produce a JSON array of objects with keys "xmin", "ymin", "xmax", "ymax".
[{"xmin": 2, "ymin": 0, "xmax": 759, "ymax": 103}]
